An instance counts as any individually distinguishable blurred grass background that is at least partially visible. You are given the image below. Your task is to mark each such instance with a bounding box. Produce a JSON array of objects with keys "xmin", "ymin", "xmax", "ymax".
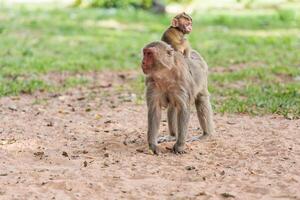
[{"xmin": 0, "ymin": 0, "xmax": 299, "ymax": 118}]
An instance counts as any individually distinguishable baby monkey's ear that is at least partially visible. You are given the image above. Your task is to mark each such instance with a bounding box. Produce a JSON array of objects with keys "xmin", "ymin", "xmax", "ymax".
[{"xmin": 171, "ymin": 18, "xmax": 179, "ymax": 27}]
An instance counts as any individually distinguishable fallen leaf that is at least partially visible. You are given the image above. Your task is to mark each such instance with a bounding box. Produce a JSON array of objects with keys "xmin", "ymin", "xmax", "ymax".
[
  {"xmin": 95, "ymin": 114, "xmax": 102, "ymax": 119},
  {"xmin": 0, "ymin": 139, "xmax": 16, "ymax": 145}
]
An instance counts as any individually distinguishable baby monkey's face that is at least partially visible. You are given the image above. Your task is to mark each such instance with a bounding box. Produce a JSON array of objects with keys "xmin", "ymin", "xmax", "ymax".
[{"xmin": 172, "ymin": 13, "xmax": 193, "ymax": 34}]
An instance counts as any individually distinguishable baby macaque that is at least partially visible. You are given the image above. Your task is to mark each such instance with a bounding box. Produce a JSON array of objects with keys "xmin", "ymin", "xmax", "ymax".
[{"xmin": 161, "ymin": 12, "xmax": 193, "ymax": 58}]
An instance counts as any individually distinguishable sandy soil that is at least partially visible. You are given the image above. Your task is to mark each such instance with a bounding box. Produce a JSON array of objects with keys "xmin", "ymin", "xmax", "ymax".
[{"xmin": 0, "ymin": 71, "xmax": 299, "ymax": 200}]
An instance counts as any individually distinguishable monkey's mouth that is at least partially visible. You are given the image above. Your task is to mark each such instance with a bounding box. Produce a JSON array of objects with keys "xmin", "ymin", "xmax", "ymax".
[
  {"xmin": 185, "ymin": 27, "xmax": 192, "ymax": 34},
  {"xmin": 142, "ymin": 66, "xmax": 150, "ymax": 74}
]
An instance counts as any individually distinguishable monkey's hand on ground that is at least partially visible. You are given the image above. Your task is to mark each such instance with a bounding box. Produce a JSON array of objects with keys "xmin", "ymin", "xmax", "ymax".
[
  {"xmin": 149, "ymin": 143, "xmax": 160, "ymax": 155},
  {"xmin": 173, "ymin": 143, "xmax": 186, "ymax": 154}
]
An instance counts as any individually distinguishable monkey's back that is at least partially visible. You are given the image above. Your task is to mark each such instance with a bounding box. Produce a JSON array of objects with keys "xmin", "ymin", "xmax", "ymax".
[{"xmin": 185, "ymin": 50, "xmax": 209, "ymax": 95}]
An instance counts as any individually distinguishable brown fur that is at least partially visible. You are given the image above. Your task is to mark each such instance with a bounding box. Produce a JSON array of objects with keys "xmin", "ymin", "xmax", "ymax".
[
  {"xmin": 161, "ymin": 12, "xmax": 192, "ymax": 58},
  {"xmin": 141, "ymin": 41, "xmax": 214, "ymax": 154}
]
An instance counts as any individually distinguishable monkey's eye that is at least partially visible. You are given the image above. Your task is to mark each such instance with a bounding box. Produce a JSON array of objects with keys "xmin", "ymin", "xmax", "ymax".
[{"xmin": 144, "ymin": 51, "xmax": 152, "ymax": 56}]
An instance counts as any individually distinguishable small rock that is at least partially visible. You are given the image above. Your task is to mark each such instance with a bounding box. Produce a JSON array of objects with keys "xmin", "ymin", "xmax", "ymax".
[
  {"xmin": 99, "ymin": 83, "xmax": 112, "ymax": 88},
  {"xmin": 185, "ymin": 166, "xmax": 196, "ymax": 171},
  {"xmin": 62, "ymin": 151, "xmax": 69, "ymax": 157},
  {"xmin": 104, "ymin": 153, "xmax": 109, "ymax": 158},
  {"xmin": 82, "ymin": 150, "xmax": 88, "ymax": 154},
  {"xmin": 83, "ymin": 161, "xmax": 87, "ymax": 167},
  {"xmin": 136, "ymin": 148, "xmax": 144, "ymax": 153},
  {"xmin": 103, "ymin": 162, "xmax": 109, "ymax": 167},
  {"xmin": 34, "ymin": 152, "xmax": 44, "ymax": 157},
  {"xmin": 46, "ymin": 121, "xmax": 54, "ymax": 127},
  {"xmin": 196, "ymin": 192, "xmax": 206, "ymax": 196},
  {"xmin": 77, "ymin": 96, "xmax": 85, "ymax": 101},
  {"xmin": 118, "ymin": 74, "xmax": 126, "ymax": 79},
  {"xmin": 58, "ymin": 96, "xmax": 67, "ymax": 101},
  {"xmin": 33, "ymin": 151, "xmax": 44, "ymax": 159},
  {"xmin": 41, "ymin": 182, "xmax": 47, "ymax": 185},
  {"xmin": 95, "ymin": 114, "xmax": 102, "ymax": 120},
  {"xmin": 221, "ymin": 193, "xmax": 235, "ymax": 198},
  {"xmin": 8, "ymin": 105, "xmax": 17, "ymax": 111}
]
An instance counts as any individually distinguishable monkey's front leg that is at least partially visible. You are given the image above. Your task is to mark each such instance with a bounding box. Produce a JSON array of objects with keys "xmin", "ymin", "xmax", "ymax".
[
  {"xmin": 147, "ymin": 106, "xmax": 162, "ymax": 155},
  {"xmin": 173, "ymin": 105, "xmax": 190, "ymax": 154},
  {"xmin": 157, "ymin": 106, "xmax": 177, "ymax": 144},
  {"xmin": 167, "ymin": 106, "xmax": 177, "ymax": 137}
]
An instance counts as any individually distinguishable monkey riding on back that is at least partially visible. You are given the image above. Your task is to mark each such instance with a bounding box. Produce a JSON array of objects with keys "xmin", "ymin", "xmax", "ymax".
[
  {"xmin": 141, "ymin": 41, "xmax": 214, "ymax": 154},
  {"xmin": 161, "ymin": 12, "xmax": 193, "ymax": 58}
]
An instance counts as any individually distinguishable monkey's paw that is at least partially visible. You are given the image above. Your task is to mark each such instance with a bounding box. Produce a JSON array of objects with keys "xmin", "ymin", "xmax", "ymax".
[
  {"xmin": 149, "ymin": 144, "xmax": 160, "ymax": 155},
  {"xmin": 173, "ymin": 144, "xmax": 186, "ymax": 154}
]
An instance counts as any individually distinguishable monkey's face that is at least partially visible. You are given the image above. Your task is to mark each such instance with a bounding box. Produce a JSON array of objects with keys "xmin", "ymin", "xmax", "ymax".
[
  {"xmin": 172, "ymin": 13, "xmax": 193, "ymax": 34},
  {"xmin": 142, "ymin": 47, "xmax": 155, "ymax": 74},
  {"xmin": 141, "ymin": 42, "xmax": 175, "ymax": 75},
  {"xmin": 178, "ymin": 17, "xmax": 192, "ymax": 34}
]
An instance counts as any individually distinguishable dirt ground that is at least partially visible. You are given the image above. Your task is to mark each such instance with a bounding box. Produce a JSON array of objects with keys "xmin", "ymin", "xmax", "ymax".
[{"xmin": 0, "ymin": 71, "xmax": 299, "ymax": 200}]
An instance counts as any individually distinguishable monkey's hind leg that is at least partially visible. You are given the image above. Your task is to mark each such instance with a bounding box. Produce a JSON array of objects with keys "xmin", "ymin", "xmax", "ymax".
[
  {"xmin": 157, "ymin": 105, "xmax": 177, "ymax": 143},
  {"xmin": 195, "ymin": 94, "xmax": 214, "ymax": 137},
  {"xmin": 167, "ymin": 106, "xmax": 177, "ymax": 137},
  {"xmin": 173, "ymin": 105, "xmax": 190, "ymax": 154}
]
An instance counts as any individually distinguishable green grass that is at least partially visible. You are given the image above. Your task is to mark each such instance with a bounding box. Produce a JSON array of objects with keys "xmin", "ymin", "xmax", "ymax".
[{"xmin": 0, "ymin": 5, "xmax": 299, "ymax": 117}]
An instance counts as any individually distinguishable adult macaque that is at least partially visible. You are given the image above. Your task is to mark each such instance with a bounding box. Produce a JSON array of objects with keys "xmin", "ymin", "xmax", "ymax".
[
  {"xmin": 141, "ymin": 41, "xmax": 214, "ymax": 154},
  {"xmin": 161, "ymin": 12, "xmax": 192, "ymax": 58}
]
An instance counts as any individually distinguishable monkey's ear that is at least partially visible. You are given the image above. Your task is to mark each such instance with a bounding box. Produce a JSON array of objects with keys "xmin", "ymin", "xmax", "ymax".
[{"xmin": 171, "ymin": 18, "xmax": 178, "ymax": 27}]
